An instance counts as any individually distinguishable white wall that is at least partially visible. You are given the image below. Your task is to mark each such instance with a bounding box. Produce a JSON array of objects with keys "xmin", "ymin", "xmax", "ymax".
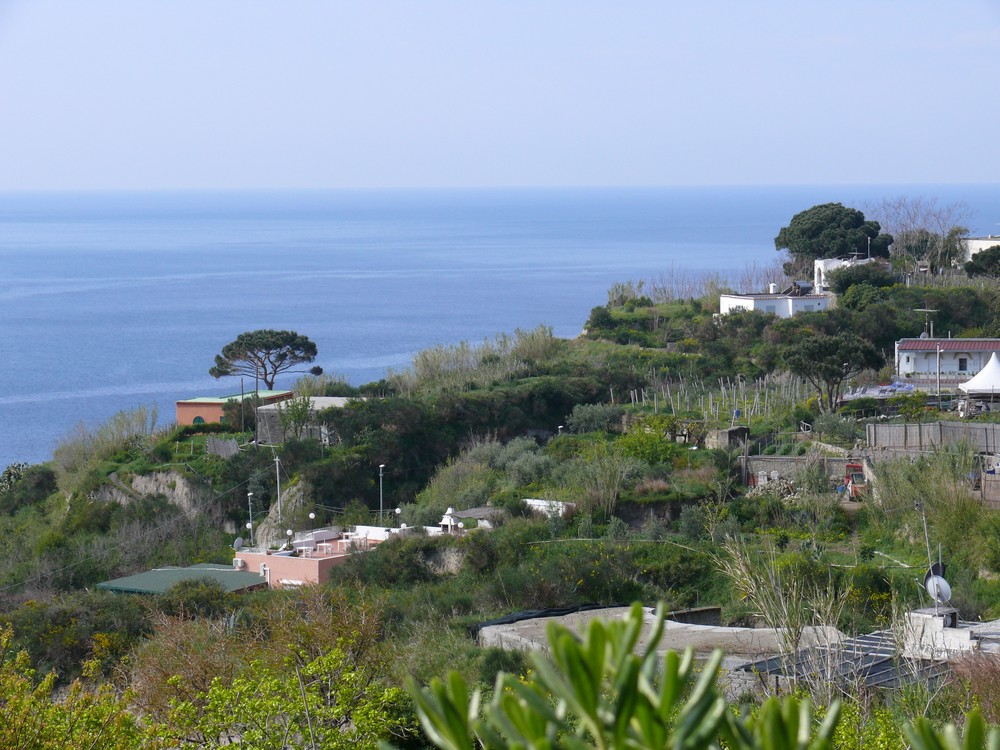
[
  {"xmin": 965, "ymin": 237, "xmax": 1000, "ymax": 262},
  {"xmin": 719, "ymin": 294, "xmax": 829, "ymax": 319},
  {"xmin": 897, "ymin": 349, "xmax": 994, "ymax": 377}
]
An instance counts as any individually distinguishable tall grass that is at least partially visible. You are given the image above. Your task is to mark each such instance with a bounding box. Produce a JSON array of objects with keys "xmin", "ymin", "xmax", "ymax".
[
  {"xmin": 611, "ymin": 258, "xmax": 789, "ymax": 306},
  {"xmin": 52, "ymin": 405, "xmax": 160, "ymax": 491},
  {"xmin": 388, "ymin": 325, "xmax": 559, "ymax": 395},
  {"xmin": 866, "ymin": 444, "xmax": 989, "ymax": 573}
]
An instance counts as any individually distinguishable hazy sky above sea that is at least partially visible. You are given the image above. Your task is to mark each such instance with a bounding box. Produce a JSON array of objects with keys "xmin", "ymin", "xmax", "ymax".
[{"xmin": 0, "ymin": 1, "xmax": 998, "ymax": 190}]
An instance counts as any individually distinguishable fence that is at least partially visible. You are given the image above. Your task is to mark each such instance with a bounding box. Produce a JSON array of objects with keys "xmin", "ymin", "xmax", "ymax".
[{"xmin": 866, "ymin": 421, "xmax": 1000, "ymax": 454}]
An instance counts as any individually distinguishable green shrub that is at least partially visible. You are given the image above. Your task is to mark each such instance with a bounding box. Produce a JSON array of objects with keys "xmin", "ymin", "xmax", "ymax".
[
  {"xmin": 839, "ymin": 396, "xmax": 880, "ymax": 417},
  {"xmin": 566, "ymin": 403, "xmax": 625, "ymax": 433},
  {"xmin": 156, "ymin": 577, "xmax": 233, "ymax": 619},
  {"xmin": 0, "ymin": 464, "xmax": 57, "ymax": 515},
  {"xmin": 812, "ymin": 413, "xmax": 861, "ymax": 445},
  {"xmin": 478, "ymin": 647, "xmax": 529, "ymax": 685}
]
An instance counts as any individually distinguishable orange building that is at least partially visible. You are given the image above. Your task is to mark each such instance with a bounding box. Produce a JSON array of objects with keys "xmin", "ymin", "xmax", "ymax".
[{"xmin": 175, "ymin": 390, "xmax": 293, "ymax": 426}]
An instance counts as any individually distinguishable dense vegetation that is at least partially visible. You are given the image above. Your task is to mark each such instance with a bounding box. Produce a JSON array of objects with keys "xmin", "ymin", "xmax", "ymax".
[{"xmin": 6, "ymin": 200, "xmax": 1000, "ymax": 746}]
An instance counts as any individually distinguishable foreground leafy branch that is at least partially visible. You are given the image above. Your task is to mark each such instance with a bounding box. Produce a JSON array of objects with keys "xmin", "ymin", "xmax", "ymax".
[
  {"xmin": 405, "ymin": 603, "xmax": 838, "ymax": 750},
  {"xmin": 403, "ymin": 603, "xmax": 1000, "ymax": 750}
]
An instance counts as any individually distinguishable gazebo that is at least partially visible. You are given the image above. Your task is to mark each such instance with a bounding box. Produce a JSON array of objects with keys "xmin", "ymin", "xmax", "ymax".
[
  {"xmin": 960, "ymin": 352, "xmax": 1000, "ymax": 396},
  {"xmin": 958, "ymin": 352, "xmax": 1000, "ymax": 415}
]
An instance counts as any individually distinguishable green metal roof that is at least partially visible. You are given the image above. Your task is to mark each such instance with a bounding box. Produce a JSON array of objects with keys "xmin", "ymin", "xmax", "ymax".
[
  {"xmin": 96, "ymin": 563, "xmax": 266, "ymax": 595},
  {"xmin": 176, "ymin": 390, "xmax": 293, "ymax": 405}
]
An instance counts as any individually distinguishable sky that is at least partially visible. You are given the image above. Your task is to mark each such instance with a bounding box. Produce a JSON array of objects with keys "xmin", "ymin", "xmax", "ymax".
[{"xmin": 0, "ymin": 1, "xmax": 998, "ymax": 190}]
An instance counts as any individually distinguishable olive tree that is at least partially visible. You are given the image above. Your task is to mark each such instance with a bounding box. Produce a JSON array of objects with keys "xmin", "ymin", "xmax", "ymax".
[{"xmin": 781, "ymin": 331, "xmax": 881, "ymax": 413}]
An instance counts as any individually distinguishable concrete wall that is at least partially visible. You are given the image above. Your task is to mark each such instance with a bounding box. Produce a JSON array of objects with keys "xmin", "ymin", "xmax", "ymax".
[{"xmin": 742, "ymin": 456, "xmax": 850, "ymax": 485}]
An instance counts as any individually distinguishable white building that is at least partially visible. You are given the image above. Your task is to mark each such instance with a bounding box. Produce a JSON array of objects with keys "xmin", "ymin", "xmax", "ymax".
[
  {"xmin": 719, "ymin": 283, "xmax": 830, "ymax": 319},
  {"xmin": 256, "ymin": 396, "xmax": 361, "ymax": 445},
  {"xmin": 895, "ymin": 337, "xmax": 1000, "ymax": 379},
  {"xmin": 964, "ymin": 236, "xmax": 1000, "ymax": 262},
  {"xmin": 813, "ymin": 256, "xmax": 877, "ymax": 292}
]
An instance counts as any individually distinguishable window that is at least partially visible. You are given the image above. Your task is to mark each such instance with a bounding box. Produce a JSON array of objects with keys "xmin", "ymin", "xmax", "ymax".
[
  {"xmin": 905, "ymin": 356, "xmax": 911, "ymax": 364},
  {"xmin": 959, "ymin": 358, "xmax": 968, "ymax": 372}
]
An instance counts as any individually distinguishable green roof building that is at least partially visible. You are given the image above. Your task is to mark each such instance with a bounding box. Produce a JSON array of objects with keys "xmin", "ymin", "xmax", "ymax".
[{"xmin": 97, "ymin": 563, "xmax": 266, "ymax": 595}]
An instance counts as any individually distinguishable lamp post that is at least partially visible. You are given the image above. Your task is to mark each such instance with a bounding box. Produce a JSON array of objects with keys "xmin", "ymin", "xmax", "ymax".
[
  {"xmin": 247, "ymin": 492, "xmax": 254, "ymax": 547},
  {"xmin": 378, "ymin": 464, "xmax": 385, "ymax": 524},
  {"xmin": 395, "ymin": 506, "xmax": 402, "ymax": 527}
]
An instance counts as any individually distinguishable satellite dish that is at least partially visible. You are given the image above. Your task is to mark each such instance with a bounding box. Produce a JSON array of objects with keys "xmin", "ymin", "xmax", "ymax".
[
  {"xmin": 233, "ymin": 536, "xmax": 244, "ymax": 551},
  {"xmin": 924, "ymin": 563, "xmax": 951, "ymax": 604},
  {"xmin": 926, "ymin": 575, "xmax": 952, "ymax": 604}
]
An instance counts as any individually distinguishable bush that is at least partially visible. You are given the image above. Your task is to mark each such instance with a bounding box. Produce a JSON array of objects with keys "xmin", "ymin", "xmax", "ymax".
[
  {"xmin": 2, "ymin": 591, "xmax": 150, "ymax": 682},
  {"xmin": 677, "ymin": 504, "xmax": 707, "ymax": 540},
  {"xmin": 812, "ymin": 413, "xmax": 861, "ymax": 445},
  {"xmin": 0, "ymin": 464, "xmax": 57, "ymax": 515},
  {"xmin": 586, "ymin": 305, "xmax": 614, "ymax": 330},
  {"xmin": 156, "ymin": 577, "xmax": 233, "ymax": 619},
  {"xmin": 478, "ymin": 647, "xmax": 529, "ymax": 685},
  {"xmin": 827, "ymin": 263, "xmax": 895, "ymax": 295},
  {"xmin": 566, "ymin": 403, "xmax": 625, "ymax": 434},
  {"xmin": 839, "ymin": 396, "xmax": 880, "ymax": 417}
]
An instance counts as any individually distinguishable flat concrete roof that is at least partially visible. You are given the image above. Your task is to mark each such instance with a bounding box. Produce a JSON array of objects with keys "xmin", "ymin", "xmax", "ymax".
[
  {"xmin": 477, "ymin": 606, "xmax": 839, "ymax": 666},
  {"xmin": 257, "ymin": 396, "xmax": 361, "ymax": 412}
]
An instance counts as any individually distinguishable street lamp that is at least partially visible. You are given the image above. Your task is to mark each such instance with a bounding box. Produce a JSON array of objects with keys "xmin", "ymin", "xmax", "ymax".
[
  {"xmin": 378, "ymin": 464, "xmax": 385, "ymax": 524},
  {"xmin": 247, "ymin": 492, "xmax": 254, "ymax": 547}
]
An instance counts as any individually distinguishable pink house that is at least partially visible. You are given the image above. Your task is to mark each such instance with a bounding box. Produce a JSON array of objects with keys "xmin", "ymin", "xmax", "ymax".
[{"xmin": 233, "ymin": 526, "xmax": 394, "ymax": 589}]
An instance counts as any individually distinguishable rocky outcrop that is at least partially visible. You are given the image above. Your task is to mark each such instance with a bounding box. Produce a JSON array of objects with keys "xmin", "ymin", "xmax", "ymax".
[
  {"xmin": 253, "ymin": 482, "xmax": 307, "ymax": 548},
  {"xmin": 91, "ymin": 470, "xmax": 209, "ymax": 519}
]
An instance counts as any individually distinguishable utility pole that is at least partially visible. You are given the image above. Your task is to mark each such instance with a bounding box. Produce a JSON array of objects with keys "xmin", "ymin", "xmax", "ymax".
[{"xmin": 275, "ymin": 456, "xmax": 281, "ymax": 521}]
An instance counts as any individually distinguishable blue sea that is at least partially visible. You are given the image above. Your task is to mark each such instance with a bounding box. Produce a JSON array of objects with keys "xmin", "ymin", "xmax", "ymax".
[{"xmin": 2, "ymin": 185, "xmax": 999, "ymax": 468}]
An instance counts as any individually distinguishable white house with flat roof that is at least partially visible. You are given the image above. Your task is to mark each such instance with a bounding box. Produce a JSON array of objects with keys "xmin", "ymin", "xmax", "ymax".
[
  {"xmin": 719, "ymin": 282, "xmax": 830, "ymax": 319},
  {"xmin": 256, "ymin": 396, "xmax": 362, "ymax": 445},
  {"xmin": 964, "ymin": 236, "xmax": 1000, "ymax": 262},
  {"xmin": 814, "ymin": 256, "xmax": 877, "ymax": 292}
]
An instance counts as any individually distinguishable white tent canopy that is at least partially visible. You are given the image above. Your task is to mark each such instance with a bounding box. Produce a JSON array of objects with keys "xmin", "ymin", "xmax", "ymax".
[{"xmin": 959, "ymin": 352, "xmax": 1000, "ymax": 395}]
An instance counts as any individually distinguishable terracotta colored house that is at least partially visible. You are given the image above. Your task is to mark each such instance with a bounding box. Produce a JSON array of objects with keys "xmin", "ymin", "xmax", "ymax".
[
  {"xmin": 176, "ymin": 390, "xmax": 293, "ymax": 426},
  {"xmin": 233, "ymin": 525, "xmax": 396, "ymax": 589}
]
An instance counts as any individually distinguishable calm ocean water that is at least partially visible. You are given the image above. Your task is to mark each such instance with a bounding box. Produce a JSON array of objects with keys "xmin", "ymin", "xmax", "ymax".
[{"xmin": 2, "ymin": 186, "xmax": 999, "ymax": 468}]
